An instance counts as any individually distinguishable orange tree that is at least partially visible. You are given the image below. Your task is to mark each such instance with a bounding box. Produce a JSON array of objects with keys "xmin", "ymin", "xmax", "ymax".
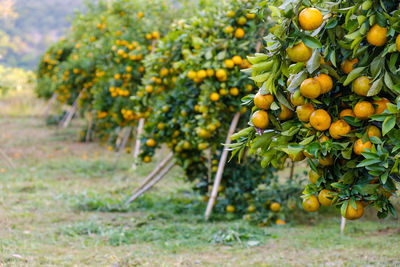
[
  {"xmin": 232, "ymin": 0, "xmax": 400, "ymax": 220},
  {"xmin": 138, "ymin": 0, "xmax": 304, "ymax": 224}
]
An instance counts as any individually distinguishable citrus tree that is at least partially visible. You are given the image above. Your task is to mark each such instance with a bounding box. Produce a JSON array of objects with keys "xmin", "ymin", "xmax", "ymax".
[
  {"xmin": 138, "ymin": 0, "xmax": 304, "ymax": 223},
  {"xmin": 233, "ymin": 0, "xmax": 400, "ymax": 220}
]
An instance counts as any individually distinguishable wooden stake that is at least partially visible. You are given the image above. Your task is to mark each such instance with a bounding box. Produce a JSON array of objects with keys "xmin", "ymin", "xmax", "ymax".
[
  {"xmin": 205, "ymin": 112, "xmax": 241, "ymax": 220},
  {"xmin": 207, "ymin": 148, "xmax": 212, "ymax": 194},
  {"xmin": 340, "ymin": 217, "xmax": 346, "ymax": 235},
  {"xmin": 42, "ymin": 92, "xmax": 58, "ymax": 117},
  {"xmin": 130, "ymin": 152, "xmax": 174, "ymax": 195},
  {"xmin": 132, "ymin": 118, "xmax": 145, "ymax": 170},
  {"xmin": 59, "ymin": 90, "xmax": 85, "ymax": 128},
  {"xmin": 114, "ymin": 126, "xmax": 133, "ymax": 167},
  {"xmin": 0, "ymin": 148, "xmax": 16, "ymax": 169},
  {"xmin": 85, "ymin": 110, "xmax": 94, "ymax": 143},
  {"xmin": 126, "ymin": 159, "xmax": 176, "ymax": 204},
  {"xmin": 289, "ymin": 161, "xmax": 295, "ymax": 180}
]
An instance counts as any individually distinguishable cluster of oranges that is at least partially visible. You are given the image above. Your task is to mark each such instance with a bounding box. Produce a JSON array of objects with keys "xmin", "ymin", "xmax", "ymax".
[{"xmin": 235, "ymin": 1, "xmax": 400, "ymax": 221}]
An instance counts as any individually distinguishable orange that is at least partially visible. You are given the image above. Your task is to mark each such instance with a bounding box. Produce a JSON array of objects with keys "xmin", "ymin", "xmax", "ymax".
[
  {"xmin": 238, "ymin": 17, "xmax": 247, "ymax": 25},
  {"xmin": 197, "ymin": 70, "xmax": 207, "ymax": 79},
  {"xmin": 373, "ymin": 98, "xmax": 390, "ymax": 114},
  {"xmin": 318, "ymin": 189, "xmax": 335, "ymax": 206},
  {"xmin": 187, "ymin": 70, "xmax": 196, "ymax": 79},
  {"xmin": 251, "ymin": 110, "xmax": 269, "ymax": 129},
  {"xmin": 319, "ymin": 155, "xmax": 334, "ymax": 166},
  {"xmin": 210, "ymin": 93, "xmax": 220, "ymax": 102},
  {"xmin": 224, "ymin": 59, "xmax": 235, "ymax": 69},
  {"xmin": 235, "ymin": 28, "xmax": 245, "ymax": 39},
  {"xmin": 289, "ymin": 152, "xmax": 306, "ymax": 162},
  {"xmin": 206, "ymin": 69, "xmax": 215, "ymax": 77},
  {"xmin": 278, "ymin": 105, "xmax": 294, "ymax": 120},
  {"xmin": 216, "ymin": 69, "xmax": 227, "ymax": 79},
  {"xmin": 353, "ymin": 139, "xmax": 372, "ymax": 155},
  {"xmin": 310, "ymin": 109, "xmax": 332, "ymax": 131},
  {"xmin": 246, "ymin": 13, "xmax": 256, "ymax": 20},
  {"xmin": 302, "ymin": 196, "xmax": 320, "ymax": 212},
  {"xmin": 290, "ymin": 93, "xmax": 305, "ymax": 106},
  {"xmin": 143, "ymin": 156, "xmax": 151, "ymax": 163},
  {"xmin": 299, "ymin": 8, "xmax": 323, "ymax": 31},
  {"xmin": 296, "ymin": 103, "xmax": 315, "ymax": 122},
  {"xmin": 397, "ymin": 35, "xmax": 400, "ymax": 52},
  {"xmin": 319, "ymin": 135, "xmax": 329, "ymax": 143},
  {"xmin": 367, "ymin": 125, "xmax": 382, "ymax": 138},
  {"xmin": 329, "ymin": 120, "xmax": 351, "ymax": 139},
  {"xmin": 353, "ymin": 76, "xmax": 371, "ymax": 96},
  {"xmin": 146, "ymin": 138, "xmax": 156, "ymax": 147},
  {"xmin": 226, "ymin": 205, "xmax": 235, "ymax": 213},
  {"xmin": 286, "ymin": 41, "xmax": 312, "ymax": 62},
  {"xmin": 367, "ymin": 24, "xmax": 387, "ymax": 47},
  {"xmin": 254, "ymin": 93, "xmax": 274, "ymax": 110},
  {"xmin": 341, "ymin": 58, "xmax": 358, "ymax": 74},
  {"xmin": 354, "ymin": 101, "xmax": 375, "ymax": 120},
  {"xmin": 227, "ymin": 10, "xmax": 235, "ymax": 18},
  {"xmin": 300, "ymin": 78, "xmax": 321, "ymax": 99},
  {"xmin": 247, "ymin": 205, "xmax": 256, "ymax": 213},
  {"xmin": 315, "ymin": 74, "xmax": 333, "ymax": 94},
  {"xmin": 339, "ymin": 109, "xmax": 355, "ymax": 119},
  {"xmin": 232, "ymin": 55, "xmax": 243, "ymax": 65},
  {"xmin": 303, "ymin": 150, "xmax": 315, "ymax": 159},
  {"xmin": 270, "ymin": 202, "xmax": 281, "ymax": 212},
  {"xmin": 276, "ymin": 219, "xmax": 286, "ymax": 225},
  {"xmin": 309, "ymin": 169, "xmax": 320, "ymax": 184},
  {"xmin": 229, "ymin": 87, "xmax": 239, "ymax": 96},
  {"xmin": 344, "ymin": 201, "xmax": 364, "ymax": 220}
]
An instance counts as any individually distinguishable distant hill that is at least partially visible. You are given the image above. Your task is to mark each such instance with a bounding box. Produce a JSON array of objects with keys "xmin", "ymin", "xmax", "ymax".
[{"xmin": 0, "ymin": 0, "xmax": 85, "ymax": 69}]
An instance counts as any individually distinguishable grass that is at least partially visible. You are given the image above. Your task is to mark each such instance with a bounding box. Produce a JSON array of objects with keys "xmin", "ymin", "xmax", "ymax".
[{"xmin": 1, "ymin": 98, "xmax": 400, "ymax": 266}]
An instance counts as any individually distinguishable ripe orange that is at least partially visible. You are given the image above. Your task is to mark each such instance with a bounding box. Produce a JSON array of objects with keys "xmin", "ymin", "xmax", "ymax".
[
  {"xmin": 341, "ymin": 58, "xmax": 358, "ymax": 74},
  {"xmin": 302, "ymin": 196, "xmax": 320, "ymax": 212},
  {"xmin": 344, "ymin": 201, "xmax": 364, "ymax": 220},
  {"xmin": 210, "ymin": 93, "xmax": 220, "ymax": 102},
  {"xmin": 234, "ymin": 28, "xmax": 245, "ymax": 39},
  {"xmin": 146, "ymin": 138, "xmax": 156, "ymax": 147},
  {"xmin": 206, "ymin": 69, "xmax": 215, "ymax": 77},
  {"xmin": 373, "ymin": 98, "xmax": 390, "ymax": 114},
  {"xmin": 296, "ymin": 103, "xmax": 315, "ymax": 122},
  {"xmin": 286, "ymin": 41, "xmax": 312, "ymax": 62},
  {"xmin": 289, "ymin": 152, "xmax": 306, "ymax": 162},
  {"xmin": 367, "ymin": 24, "xmax": 387, "ymax": 47},
  {"xmin": 300, "ymin": 78, "xmax": 321, "ymax": 99},
  {"xmin": 397, "ymin": 35, "xmax": 400, "ymax": 52},
  {"xmin": 315, "ymin": 74, "xmax": 333, "ymax": 94},
  {"xmin": 319, "ymin": 155, "xmax": 334, "ymax": 166},
  {"xmin": 224, "ymin": 59, "xmax": 235, "ymax": 69},
  {"xmin": 290, "ymin": 93, "xmax": 305, "ymax": 106},
  {"xmin": 246, "ymin": 13, "xmax": 256, "ymax": 20},
  {"xmin": 187, "ymin": 70, "xmax": 196, "ymax": 79},
  {"xmin": 226, "ymin": 205, "xmax": 235, "ymax": 213},
  {"xmin": 238, "ymin": 17, "xmax": 247, "ymax": 25},
  {"xmin": 310, "ymin": 109, "xmax": 332, "ymax": 131},
  {"xmin": 229, "ymin": 87, "xmax": 239, "ymax": 96},
  {"xmin": 367, "ymin": 125, "xmax": 382, "ymax": 138},
  {"xmin": 278, "ymin": 105, "xmax": 294, "ymax": 120},
  {"xmin": 329, "ymin": 119, "xmax": 351, "ymax": 139},
  {"xmin": 254, "ymin": 93, "xmax": 274, "ymax": 110},
  {"xmin": 339, "ymin": 109, "xmax": 355, "ymax": 119},
  {"xmin": 143, "ymin": 156, "xmax": 151, "ymax": 163},
  {"xmin": 319, "ymin": 135, "xmax": 329, "ymax": 143},
  {"xmin": 354, "ymin": 101, "xmax": 375, "ymax": 120},
  {"xmin": 299, "ymin": 8, "xmax": 323, "ymax": 31},
  {"xmin": 251, "ymin": 110, "xmax": 269, "ymax": 129},
  {"xmin": 309, "ymin": 169, "xmax": 320, "ymax": 184},
  {"xmin": 318, "ymin": 189, "xmax": 335, "ymax": 206},
  {"xmin": 353, "ymin": 76, "xmax": 371, "ymax": 96},
  {"xmin": 270, "ymin": 202, "xmax": 281, "ymax": 212},
  {"xmin": 232, "ymin": 55, "xmax": 243, "ymax": 65},
  {"xmin": 354, "ymin": 139, "xmax": 372, "ymax": 155},
  {"xmin": 276, "ymin": 219, "xmax": 286, "ymax": 225}
]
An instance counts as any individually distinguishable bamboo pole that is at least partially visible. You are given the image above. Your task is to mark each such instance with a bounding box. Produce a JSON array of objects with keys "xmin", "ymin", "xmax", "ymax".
[
  {"xmin": 126, "ymin": 159, "xmax": 176, "ymax": 204},
  {"xmin": 205, "ymin": 112, "xmax": 241, "ymax": 220},
  {"xmin": 59, "ymin": 90, "xmax": 85, "ymax": 128},
  {"xmin": 42, "ymin": 92, "xmax": 58, "ymax": 117},
  {"xmin": 0, "ymin": 148, "xmax": 16, "ymax": 169},
  {"xmin": 340, "ymin": 217, "xmax": 346, "ymax": 235},
  {"xmin": 132, "ymin": 118, "xmax": 145, "ymax": 170},
  {"xmin": 85, "ymin": 110, "xmax": 94, "ymax": 143},
  {"xmin": 114, "ymin": 126, "xmax": 133, "ymax": 167},
  {"xmin": 130, "ymin": 152, "xmax": 174, "ymax": 195}
]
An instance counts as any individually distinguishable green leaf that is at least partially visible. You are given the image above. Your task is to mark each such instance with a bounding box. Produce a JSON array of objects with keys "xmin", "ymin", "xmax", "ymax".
[
  {"xmin": 342, "ymin": 171, "xmax": 354, "ymax": 184},
  {"xmin": 343, "ymin": 67, "xmax": 366, "ymax": 86},
  {"xmin": 299, "ymin": 135, "xmax": 315, "ymax": 146},
  {"xmin": 382, "ymin": 116, "xmax": 396, "ymax": 136},
  {"xmin": 287, "ymin": 70, "xmax": 307, "ymax": 92},
  {"xmin": 367, "ymin": 76, "xmax": 383, "ymax": 96},
  {"xmin": 306, "ymin": 50, "xmax": 321, "ymax": 74},
  {"xmin": 301, "ymin": 35, "xmax": 322, "ymax": 49},
  {"xmin": 341, "ymin": 201, "xmax": 348, "ymax": 217}
]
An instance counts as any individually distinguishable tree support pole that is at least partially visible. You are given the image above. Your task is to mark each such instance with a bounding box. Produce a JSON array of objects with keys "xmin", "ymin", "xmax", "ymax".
[
  {"xmin": 205, "ymin": 112, "xmax": 240, "ymax": 220},
  {"xmin": 114, "ymin": 126, "xmax": 132, "ymax": 167},
  {"xmin": 132, "ymin": 118, "xmax": 145, "ymax": 170}
]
